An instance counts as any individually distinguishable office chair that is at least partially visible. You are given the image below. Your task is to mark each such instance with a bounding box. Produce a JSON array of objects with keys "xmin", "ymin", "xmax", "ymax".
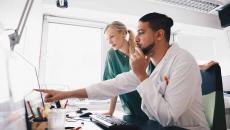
[{"xmin": 200, "ymin": 61, "xmax": 226, "ymax": 130}]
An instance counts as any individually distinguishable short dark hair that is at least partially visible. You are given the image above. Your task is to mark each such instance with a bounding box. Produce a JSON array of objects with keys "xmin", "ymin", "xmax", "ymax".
[{"xmin": 139, "ymin": 12, "xmax": 173, "ymax": 42}]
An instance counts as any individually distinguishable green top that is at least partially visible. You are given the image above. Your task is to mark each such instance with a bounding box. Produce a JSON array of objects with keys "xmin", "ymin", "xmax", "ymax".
[{"xmin": 103, "ymin": 49, "xmax": 155, "ymax": 118}]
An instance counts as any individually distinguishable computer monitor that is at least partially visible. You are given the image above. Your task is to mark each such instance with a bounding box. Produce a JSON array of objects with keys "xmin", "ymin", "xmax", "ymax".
[{"xmin": 222, "ymin": 75, "xmax": 230, "ymax": 92}]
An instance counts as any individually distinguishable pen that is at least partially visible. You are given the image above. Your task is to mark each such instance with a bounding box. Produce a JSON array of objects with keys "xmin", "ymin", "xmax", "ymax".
[
  {"xmin": 64, "ymin": 100, "xmax": 68, "ymax": 108},
  {"xmin": 75, "ymin": 127, "xmax": 82, "ymax": 130},
  {"xmin": 27, "ymin": 101, "xmax": 35, "ymax": 118},
  {"xmin": 65, "ymin": 126, "xmax": 74, "ymax": 129},
  {"xmin": 55, "ymin": 100, "xmax": 61, "ymax": 108},
  {"xmin": 37, "ymin": 107, "xmax": 43, "ymax": 119}
]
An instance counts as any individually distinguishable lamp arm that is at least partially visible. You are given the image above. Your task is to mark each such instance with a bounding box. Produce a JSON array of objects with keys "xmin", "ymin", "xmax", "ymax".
[{"xmin": 8, "ymin": 0, "xmax": 34, "ymax": 51}]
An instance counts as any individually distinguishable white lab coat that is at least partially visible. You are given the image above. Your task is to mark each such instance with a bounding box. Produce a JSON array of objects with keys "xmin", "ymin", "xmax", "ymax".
[{"xmin": 86, "ymin": 44, "xmax": 209, "ymax": 130}]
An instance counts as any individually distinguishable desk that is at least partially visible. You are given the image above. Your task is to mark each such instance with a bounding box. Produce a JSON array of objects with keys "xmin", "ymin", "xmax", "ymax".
[{"xmin": 65, "ymin": 114, "xmax": 186, "ymax": 130}]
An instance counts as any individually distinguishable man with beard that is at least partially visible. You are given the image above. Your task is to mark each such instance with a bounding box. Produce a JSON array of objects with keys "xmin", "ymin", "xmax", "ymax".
[{"xmin": 36, "ymin": 12, "xmax": 209, "ymax": 130}]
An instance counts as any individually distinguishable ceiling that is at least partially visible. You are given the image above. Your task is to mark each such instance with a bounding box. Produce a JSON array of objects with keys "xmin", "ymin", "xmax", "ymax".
[{"xmin": 147, "ymin": 0, "xmax": 230, "ymax": 14}]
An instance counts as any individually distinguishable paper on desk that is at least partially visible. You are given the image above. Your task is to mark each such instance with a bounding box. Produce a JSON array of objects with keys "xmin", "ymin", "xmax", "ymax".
[
  {"xmin": 65, "ymin": 121, "xmax": 82, "ymax": 128},
  {"xmin": 65, "ymin": 120, "xmax": 102, "ymax": 130}
]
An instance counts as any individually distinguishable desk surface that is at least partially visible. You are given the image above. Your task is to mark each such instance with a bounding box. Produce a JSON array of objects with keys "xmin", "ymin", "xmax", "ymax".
[{"xmin": 65, "ymin": 114, "xmax": 186, "ymax": 130}]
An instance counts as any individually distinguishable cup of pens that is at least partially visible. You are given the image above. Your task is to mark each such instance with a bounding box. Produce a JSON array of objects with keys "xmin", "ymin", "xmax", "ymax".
[
  {"xmin": 48, "ymin": 109, "xmax": 66, "ymax": 130},
  {"xmin": 24, "ymin": 90, "xmax": 47, "ymax": 121},
  {"xmin": 24, "ymin": 90, "xmax": 48, "ymax": 130}
]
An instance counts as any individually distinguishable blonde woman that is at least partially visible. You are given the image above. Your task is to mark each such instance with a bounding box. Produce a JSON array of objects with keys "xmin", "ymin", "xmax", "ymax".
[{"xmin": 103, "ymin": 21, "xmax": 154, "ymax": 118}]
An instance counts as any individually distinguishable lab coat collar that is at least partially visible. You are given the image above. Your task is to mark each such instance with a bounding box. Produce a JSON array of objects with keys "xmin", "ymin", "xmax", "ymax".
[{"xmin": 149, "ymin": 43, "xmax": 179, "ymax": 77}]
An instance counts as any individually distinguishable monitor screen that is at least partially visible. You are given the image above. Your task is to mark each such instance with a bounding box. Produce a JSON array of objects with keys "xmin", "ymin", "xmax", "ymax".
[
  {"xmin": 222, "ymin": 75, "xmax": 230, "ymax": 92},
  {"xmin": 8, "ymin": 52, "xmax": 41, "ymax": 102}
]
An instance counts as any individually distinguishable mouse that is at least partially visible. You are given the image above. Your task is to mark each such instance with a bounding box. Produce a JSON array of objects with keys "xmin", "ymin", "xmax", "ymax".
[{"xmin": 79, "ymin": 112, "xmax": 92, "ymax": 117}]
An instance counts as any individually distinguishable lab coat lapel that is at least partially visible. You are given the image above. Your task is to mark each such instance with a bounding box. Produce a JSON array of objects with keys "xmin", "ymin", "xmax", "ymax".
[{"xmin": 149, "ymin": 43, "xmax": 178, "ymax": 79}]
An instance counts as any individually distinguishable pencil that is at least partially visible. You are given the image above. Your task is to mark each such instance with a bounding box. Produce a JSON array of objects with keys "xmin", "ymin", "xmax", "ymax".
[
  {"xmin": 64, "ymin": 100, "xmax": 68, "ymax": 108},
  {"xmin": 27, "ymin": 101, "xmax": 35, "ymax": 118}
]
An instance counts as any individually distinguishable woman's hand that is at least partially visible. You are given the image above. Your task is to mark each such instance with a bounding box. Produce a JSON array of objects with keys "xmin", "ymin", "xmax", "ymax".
[
  {"xmin": 199, "ymin": 60, "xmax": 218, "ymax": 70},
  {"xmin": 102, "ymin": 112, "xmax": 113, "ymax": 116},
  {"xmin": 34, "ymin": 89, "xmax": 68, "ymax": 102}
]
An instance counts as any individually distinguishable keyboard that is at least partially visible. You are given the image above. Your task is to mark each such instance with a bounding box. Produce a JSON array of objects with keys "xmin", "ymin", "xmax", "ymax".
[{"xmin": 89, "ymin": 113, "xmax": 132, "ymax": 129}]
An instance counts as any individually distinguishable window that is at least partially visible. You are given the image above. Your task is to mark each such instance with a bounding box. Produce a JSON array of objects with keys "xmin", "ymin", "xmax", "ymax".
[
  {"xmin": 39, "ymin": 16, "xmax": 107, "ymax": 90},
  {"xmin": 176, "ymin": 33, "xmax": 216, "ymax": 64}
]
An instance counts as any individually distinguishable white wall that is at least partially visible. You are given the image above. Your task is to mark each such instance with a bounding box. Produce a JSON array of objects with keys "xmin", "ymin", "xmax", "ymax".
[
  {"xmin": 0, "ymin": 0, "xmax": 27, "ymax": 29},
  {"xmin": 0, "ymin": 0, "xmax": 43, "ymax": 70}
]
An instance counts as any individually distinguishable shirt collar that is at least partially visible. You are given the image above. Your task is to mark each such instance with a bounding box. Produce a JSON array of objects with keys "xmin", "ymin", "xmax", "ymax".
[{"xmin": 162, "ymin": 43, "xmax": 179, "ymax": 61}]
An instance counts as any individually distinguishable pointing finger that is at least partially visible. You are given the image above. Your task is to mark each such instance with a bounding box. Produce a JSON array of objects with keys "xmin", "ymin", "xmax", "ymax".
[
  {"xmin": 34, "ymin": 89, "xmax": 51, "ymax": 93},
  {"xmin": 45, "ymin": 94, "xmax": 56, "ymax": 102}
]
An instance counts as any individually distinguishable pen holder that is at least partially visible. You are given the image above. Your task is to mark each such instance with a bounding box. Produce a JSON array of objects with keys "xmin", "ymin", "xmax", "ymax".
[
  {"xmin": 30, "ymin": 105, "xmax": 49, "ymax": 130},
  {"xmin": 31, "ymin": 118, "xmax": 48, "ymax": 130}
]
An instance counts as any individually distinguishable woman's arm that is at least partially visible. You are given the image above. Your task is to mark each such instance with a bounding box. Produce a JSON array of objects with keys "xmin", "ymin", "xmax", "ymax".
[{"xmin": 104, "ymin": 96, "xmax": 117, "ymax": 116}]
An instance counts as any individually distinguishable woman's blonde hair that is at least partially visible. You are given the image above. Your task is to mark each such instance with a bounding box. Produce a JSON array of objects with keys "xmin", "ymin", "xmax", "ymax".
[{"xmin": 104, "ymin": 21, "xmax": 136, "ymax": 54}]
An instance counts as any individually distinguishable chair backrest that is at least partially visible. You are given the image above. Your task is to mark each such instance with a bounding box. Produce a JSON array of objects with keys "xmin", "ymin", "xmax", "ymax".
[{"xmin": 200, "ymin": 63, "xmax": 226, "ymax": 130}]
